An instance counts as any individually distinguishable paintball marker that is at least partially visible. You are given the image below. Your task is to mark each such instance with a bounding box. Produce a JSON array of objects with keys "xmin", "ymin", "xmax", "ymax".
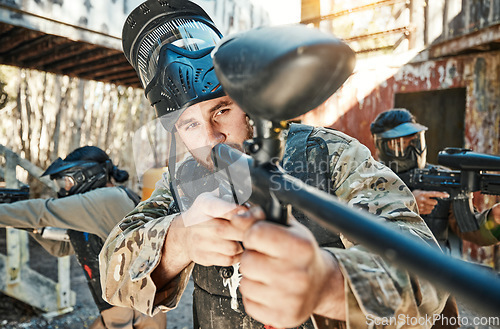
[
  {"xmin": 0, "ymin": 185, "xmax": 29, "ymax": 203},
  {"xmin": 208, "ymin": 24, "xmax": 500, "ymax": 315},
  {"xmin": 0, "ymin": 184, "xmax": 111, "ymax": 312},
  {"xmin": 0, "ymin": 185, "xmax": 72, "ymax": 241},
  {"xmin": 399, "ymin": 147, "xmax": 500, "ymax": 232}
]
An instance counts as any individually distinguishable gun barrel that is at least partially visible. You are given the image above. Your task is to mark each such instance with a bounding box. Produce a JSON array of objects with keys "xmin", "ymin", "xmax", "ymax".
[
  {"xmin": 270, "ymin": 171, "xmax": 500, "ymax": 315},
  {"xmin": 213, "ymin": 143, "xmax": 500, "ymax": 316},
  {"xmin": 0, "ymin": 186, "xmax": 30, "ymax": 203},
  {"xmin": 480, "ymin": 174, "xmax": 500, "ymax": 195},
  {"xmin": 438, "ymin": 148, "xmax": 500, "ymax": 171},
  {"xmin": 402, "ymin": 168, "xmax": 461, "ymax": 192}
]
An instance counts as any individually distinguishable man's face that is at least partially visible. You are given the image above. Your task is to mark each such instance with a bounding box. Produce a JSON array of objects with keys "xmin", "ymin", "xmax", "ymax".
[
  {"xmin": 54, "ymin": 175, "xmax": 76, "ymax": 192},
  {"xmin": 374, "ymin": 131, "xmax": 427, "ymax": 171},
  {"xmin": 175, "ymin": 96, "xmax": 253, "ymax": 169},
  {"xmin": 386, "ymin": 133, "xmax": 420, "ymax": 157}
]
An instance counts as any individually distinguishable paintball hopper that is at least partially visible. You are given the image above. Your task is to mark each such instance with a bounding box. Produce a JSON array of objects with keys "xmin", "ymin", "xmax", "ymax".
[{"xmin": 212, "ymin": 25, "xmax": 356, "ymax": 121}]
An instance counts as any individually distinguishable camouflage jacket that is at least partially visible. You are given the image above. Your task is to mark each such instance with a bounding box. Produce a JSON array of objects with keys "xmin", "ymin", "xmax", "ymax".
[{"xmin": 100, "ymin": 125, "xmax": 449, "ymax": 329}]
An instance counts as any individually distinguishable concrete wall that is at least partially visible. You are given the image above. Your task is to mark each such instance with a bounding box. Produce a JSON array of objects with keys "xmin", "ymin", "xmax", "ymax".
[
  {"xmin": 301, "ymin": 0, "xmax": 500, "ymax": 188},
  {"xmin": 302, "ymin": 51, "xmax": 500, "ymax": 158},
  {"xmin": 301, "ymin": 0, "xmax": 500, "ymax": 267}
]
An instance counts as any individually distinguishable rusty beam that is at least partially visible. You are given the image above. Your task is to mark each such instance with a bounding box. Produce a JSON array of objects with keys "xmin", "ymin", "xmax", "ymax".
[
  {"xmin": 354, "ymin": 44, "xmax": 397, "ymax": 54},
  {"xmin": 5, "ymin": 35, "xmax": 70, "ymax": 62},
  {"xmin": 25, "ymin": 43, "xmax": 94, "ymax": 68},
  {"xmin": 0, "ymin": 28, "xmax": 44, "ymax": 54},
  {"xmin": 429, "ymin": 23, "xmax": 500, "ymax": 58},
  {"xmin": 44, "ymin": 48, "xmax": 117, "ymax": 71},
  {"xmin": 301, "ymin": 0, "xmax": 320, "ymax": 27},
  {"xmin": 301, "ymin": 0, "xmax": 409, "ymax": 25},
  {"xmin": 90, "ymin": 70, "xmax": 138, "ymax": 81},
  {"xmin": 81, "ymin": 63, "xmax": 133, "ymax": 78},
  {"xmin": 344, "ymin": 26, "xmax": 411, "ymax": 42},
  {"xmin": 0, "ymin": 22, "xmax": 15, "ymax": 35},
  {"xmin": 68, "ymin": 54, "xmax": 127, "ymax": 75}
]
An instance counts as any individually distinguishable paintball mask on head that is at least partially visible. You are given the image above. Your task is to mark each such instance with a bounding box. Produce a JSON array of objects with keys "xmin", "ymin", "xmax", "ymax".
[
  {"xmin": 370, "ymin": 109, "xmax": 428, "ymax": 173},
  {"xmin": 122, "ymin": 0, "xmax": 225, "ymax": 122},
  {"xmin": 42, "ymin": 158, "xmax": 111, "ymax": 198},
  {"xmin": 126, "ymin": 1, "xmax": 251, "ymax": 223}
]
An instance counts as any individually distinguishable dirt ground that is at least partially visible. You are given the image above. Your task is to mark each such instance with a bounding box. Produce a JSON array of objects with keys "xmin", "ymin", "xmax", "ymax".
[
  {"xmin": 0, "ymin": 229, "xmax": 193, "ymax": 329},
  {"xmin": 0, "ymin": 229, "xmax": 498, "ymax": 329},
  {"xmin": 0, "ymin": 275, "xmax": 194, "ymax": 329}
]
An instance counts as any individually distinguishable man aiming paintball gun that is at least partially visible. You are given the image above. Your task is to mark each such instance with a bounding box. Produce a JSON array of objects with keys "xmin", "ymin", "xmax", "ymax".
[
  {"xmin": 0, "ymin": 146, "xmax": 166, "ymax": 329},
  {"xmin": 370, "ymin": 108, "xmax": 500, "ymax": 326},
  {"xmin": 370, "ymin": 108, "xmax": 500, "ymax": 257},
  {"xmin": 99, "ymin": 1, "xmax": 457, "ymax": 328}
]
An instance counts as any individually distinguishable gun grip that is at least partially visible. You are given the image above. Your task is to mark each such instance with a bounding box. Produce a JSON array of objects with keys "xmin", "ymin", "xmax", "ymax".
[
  {"xmin": 264, "ymin": 192, "xmax": 289, "ymax": 226},
  {"xmin": 451, "ymin": 193, "xmax": 480, "ymax": 233}
]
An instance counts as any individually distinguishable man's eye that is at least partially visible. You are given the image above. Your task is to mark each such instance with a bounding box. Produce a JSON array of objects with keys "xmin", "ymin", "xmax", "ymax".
[
  {"xmin": 216, "ymin": 108, "xmax": 229, "ymax": 116},
  {"xmin": 185, "ymin": 122, "xmax": 199, "ymax": 130}
]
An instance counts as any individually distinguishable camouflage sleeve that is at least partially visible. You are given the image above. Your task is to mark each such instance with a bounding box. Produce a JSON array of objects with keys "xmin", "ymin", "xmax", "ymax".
[
  {"xmin": 449, "ymin": 207, "xmax": 499, "ymax": 246},
  {"xmin": 100, "ymin": 173, "xmax": 191, "ymax": 316},
  {"xmin": 312, "ymin": 128, "xmax": 448, "ymax": 328}
]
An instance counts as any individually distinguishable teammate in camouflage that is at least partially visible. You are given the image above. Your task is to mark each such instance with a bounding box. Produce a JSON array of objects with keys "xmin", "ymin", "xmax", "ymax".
[
  {"xmin": 370, "ymin": 108, "xmax": 500, "ymax": 255},
  {"xmin": 100, "ymin": 1, "xmax": 449, "ymax": 328},
  {"xmin": 371, "ymin": 108, "xmax": 500, "ymax": 328}
]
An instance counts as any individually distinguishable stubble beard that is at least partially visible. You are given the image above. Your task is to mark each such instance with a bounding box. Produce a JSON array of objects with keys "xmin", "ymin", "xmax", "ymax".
[{"xmin": 195, "ymin": 118, "xmax": 254, "ymax": 171}]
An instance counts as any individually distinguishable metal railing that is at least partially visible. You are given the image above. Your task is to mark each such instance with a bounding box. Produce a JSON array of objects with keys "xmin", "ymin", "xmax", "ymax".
[
  {"xmin": 300, "ymin": 0, "xmax": 414, "ymax": 54},
  {"xmin": 0, "ymin": 144, "xmax": 75, "ymax": 317}
]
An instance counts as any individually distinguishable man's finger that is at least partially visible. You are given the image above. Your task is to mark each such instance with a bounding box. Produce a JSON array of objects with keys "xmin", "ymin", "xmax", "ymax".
[
  {"xmin": 182, "ymin": 191, "xmax": 245, "ymax": 227},
  {"xmin": 230, "ymin": 206, "xmax": 266, "ymax": 232},
  {"xmin": 199, "ymin": 192, "xmax": 242, "ymax": 217},
  {"xmin": 425, "ymin": 198, "xmax": 438, "ymax": 206},
  {"xmin": 211, "ymin": 217, "xmax": 247, "ymax": 242},
  {"xmin": 423, "ymin": 191, "xmax": 450, "ymax": 199},
  {"xmin": 243, "ymin": 219, "xmax": 311, "ymax": 260},
  {"xmin": 239, "ymin": 276, "xmax": 278, "ymax": 307}
]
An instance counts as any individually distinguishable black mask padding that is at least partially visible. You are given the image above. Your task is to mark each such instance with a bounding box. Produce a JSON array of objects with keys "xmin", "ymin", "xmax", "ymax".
[
  {"xmin": 175, "ymin": 157, "xmax": 218, "ymax": 203},
  {"xmin": 54, "ymin": 162, "xmax": 110, "ymax": 198}
]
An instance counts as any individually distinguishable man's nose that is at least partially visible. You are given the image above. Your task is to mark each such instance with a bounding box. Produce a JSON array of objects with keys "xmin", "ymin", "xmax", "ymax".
[{"xmin": 206, "ymin": 126, "xmax": 226, "ymax": 145}]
